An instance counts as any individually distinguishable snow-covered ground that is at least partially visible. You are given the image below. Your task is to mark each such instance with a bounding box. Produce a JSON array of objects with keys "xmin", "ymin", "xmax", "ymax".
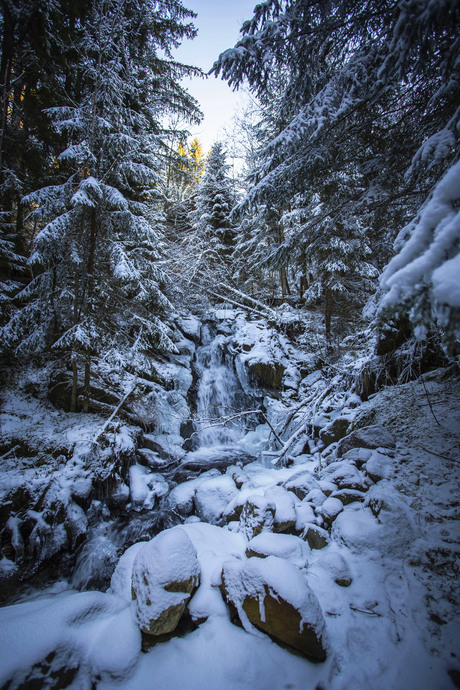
[{"xmin": 0, "ymin": 364, "xmax": 459, "ymax": 689}]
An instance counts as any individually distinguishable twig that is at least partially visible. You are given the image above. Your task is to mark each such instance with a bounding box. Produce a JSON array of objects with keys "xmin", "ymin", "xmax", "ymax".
[
  {"xmin": 421, "ymin": 446, "xmax": 459, "ymax": 464},
  {"xmin": 419, "ymin": 374, "xmax": 441, "ymax": 427},
  {"xmin": 349, "ymin": 605, "xmax": 383, "ymax": 617},
  {"xmin": 94, "ymin": 380, "xmax": 138, "ymax": 442}
]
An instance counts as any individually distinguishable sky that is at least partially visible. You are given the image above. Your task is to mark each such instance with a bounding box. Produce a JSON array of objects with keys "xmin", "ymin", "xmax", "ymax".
[{"xmin": 172, "ymin": 0, "xmax": 257, "ymax": 154}]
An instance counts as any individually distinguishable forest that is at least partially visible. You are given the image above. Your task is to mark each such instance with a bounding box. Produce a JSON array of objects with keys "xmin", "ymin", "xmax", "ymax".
[{"xmin": 0, "ymin": 0, "xmax": 459, "ymax": 688}]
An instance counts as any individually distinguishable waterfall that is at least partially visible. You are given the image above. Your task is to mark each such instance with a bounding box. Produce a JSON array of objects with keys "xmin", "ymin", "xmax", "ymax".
[{"xmin": 194, "ymin": 324, "xmax": 248, "ymax": 448}]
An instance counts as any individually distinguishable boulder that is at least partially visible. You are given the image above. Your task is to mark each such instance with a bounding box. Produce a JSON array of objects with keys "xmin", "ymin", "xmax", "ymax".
[
  {"xmin": 294, "ymin": 502, "xmax": 316, "ymax": 533},
  {"xmin": 246, "ymin": 532, "xmax": 310, "ymax": 568},
  {"xmin": 319, "ymin": 497, "xmax": 344, "ymax": 526},
  {"xmin": 283, "ymin": 470, "xmax": 320, "ymax": 500},
  {"xmin": 238, "ymin": 495, "xmax": 276, "ymax": 540},
  {"xmin": 337, "ymin": 425, "xmax": 396, "ymax": 457},
  {"xmin": 322, "ymin": 461, "xmax": 370, "ymax": 492},
  {"xmin": 304, "ymin": 488, "xmax": 327, "ymax": 507},
  {"xmin": 302, "ymin": 524, "xmax": 330, "ymax": 549},
  {"xmin": 248, "ymin": 361, "xmax": 285, "ymax": 390},
  {"xmin": 329, "ymin": 489, "xmax": 366, "ymax": 506},
  {"xmin": 319, "ymin": 417, "xmax": 351, "ymax": 447},
  {"xmin": 221, "ymin": 556, "xmax": 327, "ymax": 661},
  {"xmin": 264, "ymin": 486, "xmax": 297, "ymax": 533},
  {"xmin": 194, "ymin": 474, "xmax": 237, "ymax": 525},
  {"xmin": 131, "ymin": 528, "xmax": 200, "ymax": 636},
  {"xmin": 365, "ymin": 451, "xmax": 394, "ymax": 482},
  {"xmin": 341, "ymin": 447, "xmax": 373, "ymax": 468},
  {"xmin": 314, "ymin": 550, "xmax": 353, "ymax": 587}
]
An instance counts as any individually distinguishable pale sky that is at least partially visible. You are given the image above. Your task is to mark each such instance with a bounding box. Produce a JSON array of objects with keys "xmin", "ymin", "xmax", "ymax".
[{"xmin": 173, "ymin": 0, "xmax": 257, "ymax": 154}]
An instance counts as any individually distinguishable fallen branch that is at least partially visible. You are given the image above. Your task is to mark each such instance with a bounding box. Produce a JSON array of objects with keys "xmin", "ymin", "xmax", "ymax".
[
  {"xmin": 0, "ymin": 445, "xmax": 21, "ymax": 461},
  {"xmin": 421, "ymin": 446, "xmax": 459, "ymax": 463},
  {"xmin": 218, "ymin": 283, "xmax": 276, "ymax": 316},
  {"xmin": 192, "ymin": 409, "xmax": 283, "ymax": 446},
  {"xmin": 349, "ymin": 605, "xmax": 383, "ymax": 617},
  {"xmin": 94, "ymin": 380, "xmax": 138, "ymax": 442}
]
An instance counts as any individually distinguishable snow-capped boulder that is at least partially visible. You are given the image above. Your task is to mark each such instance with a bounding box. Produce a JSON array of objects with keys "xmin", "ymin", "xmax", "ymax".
[
  {"xmin": 319, "ymin": 416, "xmax": 351, "ymax": 447},
  {"xmin": 167, "ymin": 469, "xmax": 221, "ymax": 517},
  {"xmin": 365, "ymin": 450, "xmax": 395, "ymax": 482},
  {"xmin": 221, "ymin": 556, "xmax": 327, "ymax": 661},
  {"xmin": 129, "ymin": 465, "xmax": 169, "ymax": 511},
  {"xmin": 341, "ymin": 447, "xmax": 373, "ymax": 468},
  {"xmin": 264, "ymin": 486, "xmax": 297, "ymax": 533},
  {"xmin": 322, "ymin": 461, "xmax": 370, "ymax": 492},
  {"xmin": 337, "ymin": 424, "xmax": 396, "ymax": 457},
  {"xmin": 304, "ymin": 488, "xmax": 327, "ymax": 507},
  {"xmin": 238, "ymin": 495, "xmax": 276, "ymax": 540},
  {"xmin": 246, "ymin": 532, "xmax": 310, "ymax": 568},
  {"xmin": 317, "ymin": 480, "xmax": 337, "ymax": 496},
  {"xmin": 302, "ymin": 524, "xmax": 330, "ymax": 549},
  {"xmin": 110, "ymin": 542, "xmax": 146, "ymax": 601},
  {"xmin": 329, "ymin": 488, "xmax": 366, "ymax": 505},
  {"xmin": 131, "ymin": 528, "xmax": 200, "ymax": 636},
  {"xmin": 194, "ymin": 474, "xmax": 237, "ymax": 525},
  {"xmin": 294, "ymin": 502, "xmax": 316, "ymax": 532},
  {"xmin": 312, "ymin": 549, "xmax": 353, "ymax": 587},
  {"xmin": 283, "ymin": 470, "xmax": 320, "ymax": 500},
  {"xmin": 319, "ymin": 497, "xmax": 344, "ymax": 525}
]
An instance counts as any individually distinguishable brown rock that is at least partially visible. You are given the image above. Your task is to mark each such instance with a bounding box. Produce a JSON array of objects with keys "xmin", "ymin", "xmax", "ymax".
[{"xmin": 221, "ymin": 557, "xmax": 327, "ymax": 662}]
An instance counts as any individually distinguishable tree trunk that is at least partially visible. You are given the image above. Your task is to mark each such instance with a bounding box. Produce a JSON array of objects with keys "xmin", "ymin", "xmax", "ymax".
[
  {"xmin": 0, "ymin": 3, "xmax": 15, "ymax": 174},
  {"xmin": 70, "ymin": 271, "xmax": 80, "ymax": 413},
  {"xmin": 324, "ymin": 285, "xmax": 332, "ymax": 346},
  {"xmin": 279, "ymin": 267, "xmax": 290, "ymax": 300},
  {"xmin": 83, "ymin": 211, "xmax": 97, "ymax": 413}
]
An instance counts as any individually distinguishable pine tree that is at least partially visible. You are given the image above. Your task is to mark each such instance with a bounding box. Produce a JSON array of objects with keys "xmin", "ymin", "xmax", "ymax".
[
  {"xmin": 213, "ymin": 0, "xmax": 460, "ymax": 343},
  {"xmin": 0, "ymin": 0, "xmax": 202, "ymax": 411}
]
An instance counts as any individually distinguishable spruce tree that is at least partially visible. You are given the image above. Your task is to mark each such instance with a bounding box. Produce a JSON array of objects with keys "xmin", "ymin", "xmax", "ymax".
[{"xmin": 1, "ymin": 0, "xmax": 201, "ymax": 411}]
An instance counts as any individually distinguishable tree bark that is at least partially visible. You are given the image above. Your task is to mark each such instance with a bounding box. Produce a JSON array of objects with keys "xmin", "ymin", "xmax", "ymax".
[
  {"xmin": 83, "ymin": 211, "xmax": 97, "ymax": 413},
  {"xmin": 0, "ymin": 3, "xmax": 16, "ymax": 175},
  {"xmin": 324, "ymin": 285, "xmax": 332, "ymax": 345}
]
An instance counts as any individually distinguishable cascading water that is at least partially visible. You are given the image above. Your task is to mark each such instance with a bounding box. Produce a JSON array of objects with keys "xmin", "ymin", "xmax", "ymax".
[{"xmin": 194, "ymin": 324, "xmax": 248, "ymax": 448}]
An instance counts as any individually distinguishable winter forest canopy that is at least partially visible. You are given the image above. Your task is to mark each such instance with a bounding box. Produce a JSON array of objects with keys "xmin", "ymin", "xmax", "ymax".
[{"xmin": 0, "ymin": 0, "xmax": 459, "ymax": 688}]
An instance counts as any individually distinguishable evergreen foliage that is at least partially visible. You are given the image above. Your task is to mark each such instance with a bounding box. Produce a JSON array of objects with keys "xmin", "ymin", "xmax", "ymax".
[
  {"xmin": 214, "ymin": 0, "xmax": 460, "ymax": 344},
  {"xmin": 0, "ymin": 0, "xmax": 202, "ymax": 410}
]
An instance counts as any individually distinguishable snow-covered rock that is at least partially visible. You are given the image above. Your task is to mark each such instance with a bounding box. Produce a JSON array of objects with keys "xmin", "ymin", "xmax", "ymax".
[
  {"xmin": 131, "ymin": 528, "xmax": 200, "ymax": 636},
  {"xmin": 167, "ymin": 469, "xmax": 221, "ymax": 517},
  {"xmin": 283, "ymin": 469, "xmax": 320, "ymax": 499},
  {"xmin": 194, "ymin": 474, "xmax": 238, "ymax": 526},
  {"xmin": 337, "ymin": 425, "xmax": 396, "ymax": 457},
  {"xmin": 302, "ymin": 524, "xmax": 330, "ymax": 550},
  {"xmin": 128, "ymin": 465, "xmax": 169, "ymax": 510},
  {"xmin": 365, "ymin": 450, "xmax": 395, "ymax": 482},
  {"xmin": 264, "ymin": 486, "xmax": 297, "ymax": 533},
  {"xmin": 246, "ymin": 532, "xmax": 310, "ymax": 568},
  {"xmin": 221, "ymin": 556, "xmax": 327, "ymax": 661},
  {"xmin": 319, "ymin": 497, "xmax": 344, "ymax": 525},
  {"xmin": 238, "ymin": 495, "xmax": 276, "ymax": 540}
]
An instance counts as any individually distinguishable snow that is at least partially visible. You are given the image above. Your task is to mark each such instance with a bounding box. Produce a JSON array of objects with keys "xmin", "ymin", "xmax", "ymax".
[
  {"xmin": 380, "ymin": 159, "xmax": 460, "ymax": 320},
  {"xmin": 129, "ymin": 464, "xmax": 169, "ymax": 510},
  {"xmin": 109, "ymin": 542, "xmax": 146, "ymax": 602},
  {"xmin": 246, "ymin": 531, "xmax": 310, "ymax": 567},
  {"xmin": 0, "ymin": 590, "xmax": 141, "ymax": 688}
]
